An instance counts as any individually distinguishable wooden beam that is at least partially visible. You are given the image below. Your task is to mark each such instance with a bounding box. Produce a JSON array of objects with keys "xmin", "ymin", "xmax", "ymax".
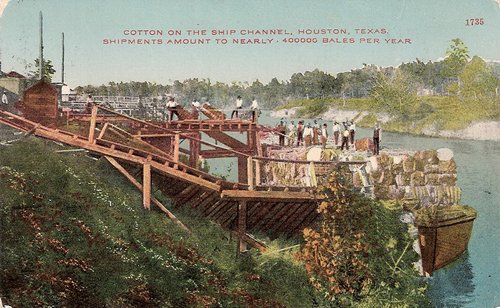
[
  {"xmin": 143, "ymin": 163, "xmax": 151, "ymax": 209},
  {"xmin": 220, "ymin": 189, "xmax": 318, "ymax": 201},
  {"xmin": 104, "ymin": 156, "xmax": 191, "ymax": 234},
  {"xmin": 173, "ymin": 133, "xmax": 180, "ymax": 163},
  {"xmin": 238, "ymin": 200, "xmax": 247, "ymax": 252},
  {"xmin": 97, "ymin": 122, "xmax": 109, "ymax": 139},
  {"xmin": 247, "ymin": 156, "xmax": 254, "ymax": 190},
  {"xmin": 88, "ymin": 104, "xmax": 98, "ymax": 143}
]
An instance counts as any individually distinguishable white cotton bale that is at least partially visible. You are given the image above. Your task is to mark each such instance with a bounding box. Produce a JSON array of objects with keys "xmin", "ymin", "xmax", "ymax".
[
  {"xmin": 306, "ymin": 147, "xmax": 323, "ymax": 161},
  {"xmin": 393, "ymin": 155, "xmax": 403, "ymax": 165},
  {"xmin": 369, "ymin": 156, "xmax": 379, "ymax": 171},
  {"xmin": 437, "ymin": 148, "xmax": 454, "ymax": 161}
]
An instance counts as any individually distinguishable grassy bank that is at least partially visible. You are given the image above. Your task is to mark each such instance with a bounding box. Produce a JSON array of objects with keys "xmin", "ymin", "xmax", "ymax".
[
  {"xmin": 277, "ymin": 96, "xmax": 500, "ymax": 135},
  {"xmin": 0, "ymin": 138, "xmax": 429, "ymax": 306},
  {"xmin": 0, "ymin": 138, "xmax": 317, "ymax": 307}
]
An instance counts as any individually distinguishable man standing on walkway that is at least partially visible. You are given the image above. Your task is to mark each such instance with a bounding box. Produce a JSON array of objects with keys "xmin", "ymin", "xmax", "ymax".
[
  {"xmin": 340, "ymin": 123, "xmax": 350, "ymax": 150},
  {"xmin": 312, "ymin": 119, "xmax": 320, "ymax": 145},
  {"xmin": 303, "ymin": 123, "xmax": 313, "ymax": 147},
  {"xmin": 349, "ymin": 120, "xmax": 356, "ymax": 145},
  {"xmin": 1, "ymin": 91, "xmax": 8, "ymax": 109},
  {"xmin": 296, "ymin": 120, "xmax": 304, "ymax": 146},
  {"xmin": 373, "ymin": 122, "xmax": 382, "ymax": 155},
  {"xmin": 166, "ymin": 96, "xmax": 179, "ymax": 121},
  {"xmin": 321, "ymin": 123, "xmax": 328, "ymax": 149},
  {"xmin": 250, "ymin": 98, "xmax": 259, "ymax": 122},
  {"xmin": 277, "ymin": 120, "xmax": 286, "ymax": 146},
  {"xmin": 332, "ymin": 121, "xmax": 340, "ymax": 146},
  {"xmin": 231, "ymin": 95, "xmax": 243, "ymax": 119},
  {"xmin": 288, "ymin": 121, "xmax": 296, "ymax": 146}
]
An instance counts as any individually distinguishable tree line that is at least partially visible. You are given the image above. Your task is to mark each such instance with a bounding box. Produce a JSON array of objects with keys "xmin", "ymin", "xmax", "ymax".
[{"xmin": 30, "ymin": 38, "xmax": 499, "ymax": 110}]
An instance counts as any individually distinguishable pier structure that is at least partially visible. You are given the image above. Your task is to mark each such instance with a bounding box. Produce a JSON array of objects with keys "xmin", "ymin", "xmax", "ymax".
[{"xmin": 0, "ymin": 81, "xmax": 367, "ymax": 252}]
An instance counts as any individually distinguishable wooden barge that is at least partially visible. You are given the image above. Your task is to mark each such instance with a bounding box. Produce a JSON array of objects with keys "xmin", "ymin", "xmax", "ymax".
[{"xmin": 415, "ymin": 205, "xmax": 477, "ymax": 276}]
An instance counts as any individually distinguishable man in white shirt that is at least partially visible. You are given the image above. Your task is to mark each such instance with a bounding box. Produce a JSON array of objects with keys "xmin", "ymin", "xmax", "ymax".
[
  {"xmin": 303, "ymin": 123, "xmax": 313, "ymax": 147},
  {"xmin": 250, "ymin": 98, "xmax": 259, "ymax": 122},
  {"xmin": 166, "ymin": 97, "xmax": 179, "ymax": 121},
  {"xmin": 332, "ymin": 121, "xmax": 340, "ymax": 146},
  {"xmin": 321, "ymin": 123, "xmax": 328, "ymax": 149},
  {"xmin": 1, "ymin": 91, "xmax": 8, "ymax": 105},
  {"xmin": 231, "ymin": 95, "xmax": 243, "ymax": 119},
  {"xmin": 341, "ymin": 123, "xmax": 350, "ymax": 150},
  {"xmin": 349, "ymin": 120, "xmax": 356, "ymax": 144},
  {"xmin": 191, "ymin": 100, "xmax": 201, "ymax": 119}
]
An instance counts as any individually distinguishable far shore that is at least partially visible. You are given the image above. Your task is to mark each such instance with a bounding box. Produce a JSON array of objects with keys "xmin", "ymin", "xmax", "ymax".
[{"xmin": 270, "ymin": 107, "xmax": 500, "ymax": 142}]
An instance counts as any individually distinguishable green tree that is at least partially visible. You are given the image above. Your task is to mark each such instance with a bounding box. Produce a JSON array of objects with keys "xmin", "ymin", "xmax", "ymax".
[
  {"xmin": 441, "ymin": 38, "xmax": 469, "ymax": 78},
  {"xmin": 460, "ymin": 56, "xmax": 497, "ymax": 98},
  {"xmin": 370, "ymin": 69, "xmax": 418, "ymax": 119},
  {"xmin": 28, "ymin": 58, "xmax": 56, "ymax": 81}
]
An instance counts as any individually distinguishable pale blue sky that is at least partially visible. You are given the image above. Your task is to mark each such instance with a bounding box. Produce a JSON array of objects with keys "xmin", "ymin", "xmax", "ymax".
[{"xmin": 0, "ymin": 0, "xmax": 499, "ymax": 88}]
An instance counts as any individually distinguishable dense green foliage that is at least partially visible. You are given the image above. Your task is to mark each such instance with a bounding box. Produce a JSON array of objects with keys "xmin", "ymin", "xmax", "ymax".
[{"xmin": 300, "ymin": 168, "xmax": 430, "ymax": 307}]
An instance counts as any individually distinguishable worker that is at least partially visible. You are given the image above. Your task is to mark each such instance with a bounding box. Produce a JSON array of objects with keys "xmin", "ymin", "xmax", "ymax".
[
  {"xmin": 296, "ymin": 120, "xmax": 304, "ymax": 146},
  {"xmin": 373, "ymin": 122, "xmax": 382, "ymax": 155},
  {"xmin": 250, "ymin": 98, "xmax": 259, "ymax": 122},
  {"xmin": 332, "ymin": 121, "xmax": 340, "ymax": 146},
  {"xmin": 321, "ymin": 123, "xmax": 328, "ymax": 149},
  {"xmin": 312, "ymin": 119, "xmax": 320, "ymax": 145},
  {"xmin": 231, "ymin": 95, "xmax": 243, "ymax": 119},
  {"xmin": 303, "ymin": 123, "xmax": 313, "ymax": 147},
  {"xmin": 288, "ymin": 121, "xmax": 296, "ymax": 146},
  {"xmin": 166, "ymin": 96, "xmax": 179, "ymax": 121},
  {"xmin": 276, "ymin": 120, "xmax": 286, "ymax": 146},
  {"xmin": 340, "ymin": 123, "xmax": 350, "ymax": 150},
  {"xmin": 349, "ymin": 120, "xmax": 356, "ymax": 144}
]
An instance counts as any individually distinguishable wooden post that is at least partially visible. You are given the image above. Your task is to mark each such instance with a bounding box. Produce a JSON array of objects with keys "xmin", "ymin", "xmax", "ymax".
[
  {"xmin": 255, "ymin": 159, "xmax": 261, "ymax": 186},
  {"xmin": 173, "ymin": 133, "xmax": 180, "ymax": 163},
  {"xmin": 247, "ymin": 156, "xmax": 254, "ymax": 190},
  {"xmin": 238, "ymin": 156, "xmax": 248, "ymax": 184},
  {"xmin": 88, "ymin": 104, "xmax": 98, "ymax": 143},
  {"xmin": 104, "ymin": 156, "xmax": 191, "ymax": 233},
  {"xmin": 143, "ymin": 163, "xmax": 151, "ymax": 209},
  {"xmin": 238, "ymin": 200, "xmax": 247, "ymax": 253}
]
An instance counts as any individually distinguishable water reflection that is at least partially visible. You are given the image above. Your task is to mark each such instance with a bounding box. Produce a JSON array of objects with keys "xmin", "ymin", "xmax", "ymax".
[{"xmin": 427, "ymin": 252, "xmax": 475, "ymax": 307}]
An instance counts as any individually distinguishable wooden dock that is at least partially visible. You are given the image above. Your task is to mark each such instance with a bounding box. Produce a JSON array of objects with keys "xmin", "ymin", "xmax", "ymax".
[{"xmin": 1, "ymin": 83, "xmax": 364, "ymax": 252}]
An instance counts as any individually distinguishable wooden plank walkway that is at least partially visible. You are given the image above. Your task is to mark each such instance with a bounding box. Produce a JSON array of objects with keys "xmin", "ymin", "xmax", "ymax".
[{"xmin": 0, "ymin": 109, "xmax": 333, "ymax": 252}]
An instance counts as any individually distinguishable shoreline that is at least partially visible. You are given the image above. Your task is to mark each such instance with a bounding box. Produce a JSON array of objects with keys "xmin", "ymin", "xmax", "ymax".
[{"xmin": 270, "ymin": 107, "xmax": 500, "ymax": 142}]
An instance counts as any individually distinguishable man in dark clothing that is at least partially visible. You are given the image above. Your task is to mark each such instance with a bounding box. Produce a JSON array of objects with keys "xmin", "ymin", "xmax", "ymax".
[
  {"xmin": 277, "ymin": 120, "xmax": 286, "ymax": 146},
  {"xmin": 296, "ymin": 121, "xmax": 304, "ymax": 146},
  {"xmin": 340, "ymin": 123, "xmax": 350, "ymax": 150},
  {"xmin": 373, "ymin": 122, "xmax": 382, "ymax": 155}
]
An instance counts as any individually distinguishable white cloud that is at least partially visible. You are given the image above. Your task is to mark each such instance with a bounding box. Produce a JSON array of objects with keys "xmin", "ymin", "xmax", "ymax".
[
  {"xmin": 0, "ymin": 0, "xmax": 10, "ymax": 18},
  {"xmin": 495, "ymin": 0, "xmax": 500, "ymax": 9}
]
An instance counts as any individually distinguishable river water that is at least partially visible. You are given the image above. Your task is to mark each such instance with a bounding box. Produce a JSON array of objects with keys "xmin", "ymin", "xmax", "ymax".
[{"xmin": 217, "ymin": 113, "xmax": 499, "ymax": 307}]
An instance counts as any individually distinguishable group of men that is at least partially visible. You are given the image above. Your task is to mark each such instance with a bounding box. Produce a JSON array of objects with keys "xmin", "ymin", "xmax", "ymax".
[
  {"xmin": 230, "ymin": 95, "xmax": 260, "ymax": 122},
  {"xmin": 276, "ymin": 118, "xmax": 382, "ymax": 155},
  {"xmin": 165, "ymin": 95, "xmax": 261, "ymax": 122}
]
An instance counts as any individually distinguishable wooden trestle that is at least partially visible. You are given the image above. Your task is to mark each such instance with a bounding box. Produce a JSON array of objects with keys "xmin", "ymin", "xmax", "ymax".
[{"xmin": 0, "ymin": 104, "xmax": 337, "ymax": 252}]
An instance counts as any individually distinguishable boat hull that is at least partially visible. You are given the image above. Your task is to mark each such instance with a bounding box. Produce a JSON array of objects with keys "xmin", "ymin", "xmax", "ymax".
[{"xmin": 418, "ymin": 217, "xmax": 475, "ymax": 276}]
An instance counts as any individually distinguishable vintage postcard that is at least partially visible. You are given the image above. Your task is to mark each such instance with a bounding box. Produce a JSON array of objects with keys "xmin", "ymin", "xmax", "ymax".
[{"xmin": 0, "ymin": 1, "xmax": 499, "ymax": 307}]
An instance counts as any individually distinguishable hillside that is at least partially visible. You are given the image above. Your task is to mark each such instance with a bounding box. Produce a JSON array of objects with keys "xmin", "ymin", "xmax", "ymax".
[
  {"xmin": 275, "ymin": 96, "xmax": 500, "ymax": 140},
  {"xmin": 0, "ymin": 138, "xmax": 316, "ymax": 307}
]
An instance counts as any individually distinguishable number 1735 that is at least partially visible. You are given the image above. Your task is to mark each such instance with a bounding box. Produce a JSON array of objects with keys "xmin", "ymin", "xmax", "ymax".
[{"xmin": 465, "ymin": 18, "xmax": 484, "ymax": 26}]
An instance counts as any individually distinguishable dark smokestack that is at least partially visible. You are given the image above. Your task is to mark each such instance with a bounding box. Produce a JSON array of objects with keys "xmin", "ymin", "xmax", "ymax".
[{"xmin": 39, "ymin": 11, "xmax": 44, "ymax": 80}]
